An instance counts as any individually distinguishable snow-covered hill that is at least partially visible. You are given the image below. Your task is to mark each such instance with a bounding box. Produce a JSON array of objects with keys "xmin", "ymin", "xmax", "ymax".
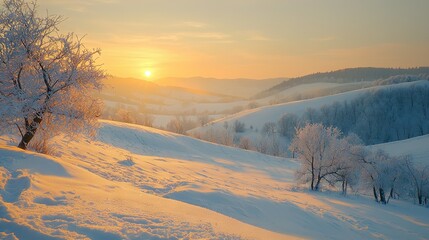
[
  {"xmin": 191, "ymin": 81, "xmax": 429, "ymax": 137},
  {"xmin": 371, "ymin": 134, "xmax": 429, "ymax": 165},
  {"xmin": 255, "ymin": 67, "xmax": 429, "ymax": 99},
  {"xmin": 1, "ymin": 120, "xmax": 429, "ymax": 239},
  {"xmin": 157, "ymin": 77, "xmax": 285, "ymax": 99}
]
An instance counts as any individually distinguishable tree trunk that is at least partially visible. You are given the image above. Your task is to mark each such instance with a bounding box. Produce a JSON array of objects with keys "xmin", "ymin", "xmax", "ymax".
[
  {"xmin": 373, "ymin": 186, "xmax": 379, "ymax": 202},
  {"xmin": 343, "ymin": 180, "xmax": 348, "ymax": 196},
  {"xmin": 310, "ymin": 156, "xmax": 315, "ymax": 191},
  {"xmin": 314, "ymin": 176, "xmax": 321, "ymax": 191},
  {"xmin": 416, "ymin": 188, "xmax": 423, "ymax": 205},
  {"xmin": 387, "ymin": 187, "xmax": 394, "ymax": 204},
  {"xmin": 17, "ymin": 114, "xmax": 43, "ymax": 150},
  {"xmin": 379, "ymin": 188, "xmax": 386, "ymax": 204},
  {"xmin": 314, "ymin": 167, "xmax": 322, "ymax": 191}
]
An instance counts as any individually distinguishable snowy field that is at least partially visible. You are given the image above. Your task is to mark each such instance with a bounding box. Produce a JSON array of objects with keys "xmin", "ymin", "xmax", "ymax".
[{"xmin": 1, "ymin": 120, "xmax": 429, "ymax": 239}]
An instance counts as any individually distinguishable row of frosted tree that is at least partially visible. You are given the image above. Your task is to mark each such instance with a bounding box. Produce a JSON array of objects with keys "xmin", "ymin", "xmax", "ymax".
[
  {"xmin": 279, "ymin": 83, "xmax": 429, "ymax": 144},
  {"xmin": 291, "ymin": 123, "xmax": 429, "ymax": 206}
]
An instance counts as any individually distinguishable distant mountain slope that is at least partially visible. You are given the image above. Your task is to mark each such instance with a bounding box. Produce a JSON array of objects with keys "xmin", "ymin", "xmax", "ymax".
[
  {"xmin": 99, "ymin": 77, "xmax": 240, "ymax": 125},
  {"xmin": 157, "ymin": 77, "xmax": 285, "ymax": 98},
  {"xmin": 102, "ymin": 77, "xmax": 234, "ymax": 103},
  {"xmin": 255, "ymin": 67, "xmax": 429, "ymax": 99}
]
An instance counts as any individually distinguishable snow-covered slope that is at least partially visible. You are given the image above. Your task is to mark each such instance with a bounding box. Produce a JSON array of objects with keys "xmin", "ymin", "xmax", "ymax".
[
  {"xmin": 1, "ymin": 120, "xmax": 429, "ymax": 239},
  {"xmin": 191, "ymin": 81, "xmax": 429, "ymax": 135},
  {"xmin": 371, "ymin": 134, "xmax": 429, "ymax": 164}
]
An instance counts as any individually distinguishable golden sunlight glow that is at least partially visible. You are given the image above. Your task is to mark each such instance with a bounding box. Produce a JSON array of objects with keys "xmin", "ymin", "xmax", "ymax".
[{"xmin": 144, "ymin": 70, "xmax": 152, "ymax": 78}]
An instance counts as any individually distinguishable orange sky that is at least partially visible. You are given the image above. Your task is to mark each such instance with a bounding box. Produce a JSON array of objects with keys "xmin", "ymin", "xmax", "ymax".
[{"xmin": 39, "ymin": 0, "xmax": 429, "ymax": 80}]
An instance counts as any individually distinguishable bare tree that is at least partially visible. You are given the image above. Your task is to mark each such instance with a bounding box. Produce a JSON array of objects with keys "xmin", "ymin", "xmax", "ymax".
[{"xmin": 0, "ymin": 0, "xmax": 105, "ymax": 149}]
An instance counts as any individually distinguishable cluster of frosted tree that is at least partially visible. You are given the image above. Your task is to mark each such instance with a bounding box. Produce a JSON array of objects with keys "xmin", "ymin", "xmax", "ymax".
[
  {"xmin": 291, "ymin": 123, "xmax": 429, "ymax": 206},
  {"xmin": 192, "ymin": 119, "xmax": 286, "ymax": 157},
  {"xmin": 279, "ymin": 83, "xmax": 429, "ymax": 145},
  {"xmin": 192, "ymin": 120, "xmax": 249, "ymax": 149},
  {"xmin": 165, "ymin": 116, "xmax": 199, "ymax": 134},
  {"xmin": 0, "ymin": 0, "xmax": 104, "ymax": 150}
]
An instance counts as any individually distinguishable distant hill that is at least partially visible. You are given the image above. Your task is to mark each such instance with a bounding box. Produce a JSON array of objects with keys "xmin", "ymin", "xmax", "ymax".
[
  {"xmin": 98, "ymin": 77, "xmax": 241, "ymax": 126},
  {"xmin": 255, "ymin": 67, "xmax": 429, "ymax": 99},
  {"xmin": 156, "ymin": 77, "xmax": 285, "ymax": 98},
  {"xmin": 102, "ymin": 77, "xmax": 232, "ymax": 100},
  {"xmin": 190, "ymin": 80, "xmax": 429, "ymax": 151},
  {"xmin": 100, "ymin": 76, "xmax": 237, "ymax": 109}
]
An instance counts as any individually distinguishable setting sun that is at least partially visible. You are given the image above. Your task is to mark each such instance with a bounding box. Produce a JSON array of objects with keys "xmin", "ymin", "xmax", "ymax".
[{"xmin": 144, "ymin": 70, "xmax": 152, "ymax": 78}]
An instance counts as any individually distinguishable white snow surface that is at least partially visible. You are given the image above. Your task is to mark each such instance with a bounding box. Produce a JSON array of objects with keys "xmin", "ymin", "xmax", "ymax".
[
  {"xmin": 371, "ymin": 134, "xmax": 429, "ymax": 165},
  {"xmin": 0, "ymin": 120, "xmax": 428, "ymax": 239}
]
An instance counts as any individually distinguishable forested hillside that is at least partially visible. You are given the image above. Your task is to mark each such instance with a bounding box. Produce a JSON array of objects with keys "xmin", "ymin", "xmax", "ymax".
[
  {"xmin": 256, "ymin": 67, "xmax": 429, "ymax": 98},
  {"xmin": 279, "ymin": 81, "xmax": 429, "ymax": 144}
]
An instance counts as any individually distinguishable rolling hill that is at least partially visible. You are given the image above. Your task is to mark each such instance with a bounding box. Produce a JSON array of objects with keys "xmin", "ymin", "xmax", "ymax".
[
  {"xmin": 156, "ymin": 77, "xmax": 285, "ymax": 99},
  {"xmin": 1, "ymin": 120, "xmax": 429, "ymax": 239},
  {"xmin": 191, "ymin": 80, "xmax": 429, "ymax": 142},
  {"xmin": 254, "ymin": 67, "xmax": 429, "ymax": 99}
]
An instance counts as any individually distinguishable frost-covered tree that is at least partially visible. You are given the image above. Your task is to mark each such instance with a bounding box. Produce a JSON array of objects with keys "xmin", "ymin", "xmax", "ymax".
[
  {"xmin": 238, "ymin": 136, "xmax": 253, "ymax": 150},
  {"xmin": 278, "ymin": 113, "xmax": 299, "ymax": 139},
  {"xmin": 0, "ymin": 0, "xmax": 105, "ymax": 149},
  {"xmin": 197, "ymin": 114, "xmax": 210, "ymax": 127},
  {"xmin": 404, "ymin": 158, "xmax": 429, "ymax": 205},
  {"xmin": 140, "ymin": 113, "xmax": 155, "ymax": 127},
  {"xmin": 290, "ymin": 123, "xmax": 349, "ymax": 191},
  {"xmin": 332, "ymin": 134, "xmax": 365, "ymax": 195},
  {"xmin": 115, "ymin": 107, "xmax": 136, "ymax": 124},
  {"xmin": 277, "ymin": 83, "xmax": 429, "ymax": 145},
  {"xmin": 233, "ymin": 120, "xmax": 246, "ymax": 133},
  {"xmin": 360, "ymin": 150, "xmax": 407, "ymax": 204},
  {"xmin": 262, "ymin": 122, "xmax": 277, "ymax": 136}
]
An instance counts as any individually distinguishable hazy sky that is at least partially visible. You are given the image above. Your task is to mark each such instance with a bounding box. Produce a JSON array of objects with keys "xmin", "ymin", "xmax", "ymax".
[{"xmin": 38, "ymin": 0, "xmax": 429, "ymax": 80}]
